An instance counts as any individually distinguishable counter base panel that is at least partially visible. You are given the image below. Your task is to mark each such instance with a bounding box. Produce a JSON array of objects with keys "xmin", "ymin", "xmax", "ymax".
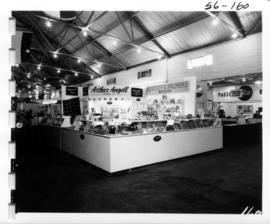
[
  {"xmin": 61, "ymin": 129, "xmax": 111, "ymax": 172},
  {"xmin": 109, "ymin": 127, "xmax": 223, "ymax": 172},
  {"xmin": 39, "ymin": 125, "xmax": 223, "ymax": 173}
]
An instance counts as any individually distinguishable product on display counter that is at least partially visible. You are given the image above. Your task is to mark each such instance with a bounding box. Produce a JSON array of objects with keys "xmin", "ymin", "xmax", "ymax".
[{"xmin": 61, "ymin": 116, "xmax": 72, "ymax": 127}]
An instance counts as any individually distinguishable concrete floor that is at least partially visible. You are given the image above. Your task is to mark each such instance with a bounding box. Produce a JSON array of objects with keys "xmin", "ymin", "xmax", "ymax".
[{"xmin": 14, "ymin": 127, "xmax": 262, "ymax": 214}]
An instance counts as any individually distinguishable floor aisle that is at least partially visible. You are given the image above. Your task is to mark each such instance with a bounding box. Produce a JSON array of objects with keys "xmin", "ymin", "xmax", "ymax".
[{"xmin": 15, "ymin": 128, "xmax": 262, "ymax": 214}]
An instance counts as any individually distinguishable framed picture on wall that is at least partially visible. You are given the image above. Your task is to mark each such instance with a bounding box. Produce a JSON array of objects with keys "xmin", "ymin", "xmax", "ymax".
[
  {"xmin": 237, "ymin": 105, "xmax": 253, "ymax": 114},
  {"xmin": 207, "ymin": 100, "xmax": 213, "ymax": 111}
]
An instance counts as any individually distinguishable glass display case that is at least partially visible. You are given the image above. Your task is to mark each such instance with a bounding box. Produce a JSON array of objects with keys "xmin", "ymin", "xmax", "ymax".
[{"xmin": 65, "ymin": 118, "xmax": 216, "ymax": 136}]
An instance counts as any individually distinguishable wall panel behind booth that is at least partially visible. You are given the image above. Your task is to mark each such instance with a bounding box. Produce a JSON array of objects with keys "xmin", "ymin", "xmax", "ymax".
[{"xmin": 86, "ymin": 33, "xmax": 262, "ymax": 88}]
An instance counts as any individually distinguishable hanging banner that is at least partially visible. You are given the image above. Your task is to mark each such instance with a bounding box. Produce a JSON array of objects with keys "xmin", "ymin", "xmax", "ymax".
[{"xmin": 146, "ymin": 81, "xmax": 189, "ymax": 95}]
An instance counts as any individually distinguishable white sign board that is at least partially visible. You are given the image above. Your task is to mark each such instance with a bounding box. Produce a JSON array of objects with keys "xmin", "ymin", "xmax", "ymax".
[
  {"xmin": 146, "ymin": 81, "xmax": 189, "ymax": 95},
  {"xmin": 213, "ymin": 85, "xmax": 261, "ymax": 102},
  {"xmin": 89, "ymin": 86, "xmax": 130, "ymax": 96}
]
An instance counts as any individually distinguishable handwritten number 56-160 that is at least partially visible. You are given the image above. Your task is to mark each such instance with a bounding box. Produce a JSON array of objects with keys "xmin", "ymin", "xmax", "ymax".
[{"xmin": 205, "ymin": 1, "xmax": 250, "ymax": 10}]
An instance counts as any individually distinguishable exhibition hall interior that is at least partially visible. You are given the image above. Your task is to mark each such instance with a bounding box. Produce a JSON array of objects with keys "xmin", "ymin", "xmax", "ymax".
[{"xmin": 9, "ymin": 11, "xmax": 262, "ymax": 214}]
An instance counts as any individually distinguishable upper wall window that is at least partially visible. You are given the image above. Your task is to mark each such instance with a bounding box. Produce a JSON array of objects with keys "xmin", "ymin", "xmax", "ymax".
[
  {"xmin": 187, "ymin": 55, "xmax": 213, "ymax": 69},
  {"xmin": 107, "ymin": 77, "xmax": 116, "ymax": 85},
  {"xmin": 138, "ymin": 69, "xmax": 152, "ymax": 79}
]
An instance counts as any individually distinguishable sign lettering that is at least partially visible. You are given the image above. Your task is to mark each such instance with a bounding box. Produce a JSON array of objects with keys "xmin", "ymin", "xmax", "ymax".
[
  {"xmin": 146, "ymin": 81, "xmax": 189, "ymax": 95},
  {"xmin": 66, "ymin": 87, "xmax": 78, "ymax": 96},
  {"xmin": 90, "ymin": 86, "xmax": 129, "ymax": 96}
]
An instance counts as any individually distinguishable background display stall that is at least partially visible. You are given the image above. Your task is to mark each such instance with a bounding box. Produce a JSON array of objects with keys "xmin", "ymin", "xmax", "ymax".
[
  {"xmin": 143, "ymin": 77, "xmax": 196, "ymax": 120},
  {"xmin": 212, "ymin": 84, "xmax": 262, "ymax": 147},
  {"xmin": 212, "ymin": 84, "xmax": 262, "ymax": 118}
]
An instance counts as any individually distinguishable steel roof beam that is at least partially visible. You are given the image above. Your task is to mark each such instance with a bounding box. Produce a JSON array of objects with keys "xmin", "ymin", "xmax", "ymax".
[
  {"xmin": 87, "ymin": 12, "xmax": 210, "ymax": 65},
  {"xmin": 85, "ymin": 35, "xmax": 127, "ymax": 70},
  {"xmin": 246, "ymin": 15, "xmax": 262, "ymax": 35},
  {"xmin": 74, "ymin": 13, "xmax": 127, "ymax": 70},
  {"xmin": 21, "ymin": 15, "xmax": 101, "ymax": 77},
  {"xmin": 72, "ymin": 11, "xmax": 140, "ymax": 54},
  {"xmin": 126, "ymin": 12, "xmax": 171, "ymax": 58},
  {"xmin": 27, "ymin": 13, "xmax": 101, "ymax": 77},
  {"xmin": 115, "ymin": 11, "xmax": 133, "ymax": 41},
  {"xmin": 14, "ymin": 14, "xmax": 62, "ymax": 79},
  {"xmin": 85, "ymin": 11, "xmax": 95, "ymax": 26},
  {"xmin": 227, "ymin": 12, "xmax": 246, "ymax": 37},
  {"xmin": 33, "ymin": 11, "xmax": 121, "ymax": 74}
]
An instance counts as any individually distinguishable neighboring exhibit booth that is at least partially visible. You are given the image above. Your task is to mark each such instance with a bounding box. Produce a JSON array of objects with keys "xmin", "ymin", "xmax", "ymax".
[{"xmin": 195, "ymin": 79, "xmax": 262, "ymax": 147}]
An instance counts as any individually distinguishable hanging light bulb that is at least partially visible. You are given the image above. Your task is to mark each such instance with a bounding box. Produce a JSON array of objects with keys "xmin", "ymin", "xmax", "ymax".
[
  {"xmin": 77, "ymin": 58, "xmax": 82, "ymax": 63},
  {"xmin": 212, "ymin": 19, "xmax": 219, "ymax": 26},
  {"xmin": 81, "ymin": 27, "xmax": 88, "ymax": 37},
  {"xmin": 231, "ymin": 32, "xmax": 238, "ymax": 39},
  {"xmin": 112, "ymin": 39, "xmax": 117, "ymax": 46},
  {"xmin": 97, "ymin": 63, "xmax": 102, "ymax": 68},
  {"xmin": 26, "ymin": 49, "xmax": 30, "ymax": 53},
  {"xmin": 53, "ymin": 51, "xmax": 58, "ymax": 58},
  {"xmin": 242, "ymin": 77, "xmax": 246, "ymax": 82},
  {"xmin": 74, "ymin": 72, "xmax": 78, "ymax": 76},
  {"xmin": 37, "ymin": 64, "xmax": 41, "ymax": 70},
  {"xmin": 255, "ymin": 80, "xmax": 262, "ymax": 85},
  {"xmin": 157, "ymin": 54, "xmax": 163, "ymax": 60},
  {"xmin": 27, "ymin": 73, "xmax": 31, "ymax": 78},
  {"xmin": 45, "ymin": 20, "xmax": 52, "ymax": 28},
  {"xmin": 57, "ymin": 69, "xmax": 61, "ymax": 74}
]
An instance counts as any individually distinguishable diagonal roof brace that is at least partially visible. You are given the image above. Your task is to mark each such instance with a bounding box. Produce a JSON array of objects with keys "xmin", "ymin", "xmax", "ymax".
[
  {"xmin": 72, "ymin": 11, "xmax": 140, "ymax": 54},
  {"xmin": 125, "ymin": 12, "xmax": 171, "ymax": 58},
  {"xmin": 227, "ymin": 12, "xmax": 246, "ymax": 37},
  {"xmin": 85, "ymin": 35, "xmax": 127, "ymax": 70}
]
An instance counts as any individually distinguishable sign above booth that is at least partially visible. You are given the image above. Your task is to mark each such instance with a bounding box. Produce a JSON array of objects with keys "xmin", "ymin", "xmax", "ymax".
[
  {"xmin": 213, "ymin": 85, "xmax": 258, "ymax": 102},
  {"xmin": 146, "ymin": 81, "xmax": 189, "ymax": 95},
  {"xmin": 89, "ymin": 86, "xmax": 130, "ymax": 96},
  {"xmin": 66, "ymin": 86, "xmax": 78, "ymax": 96},
  {"xmin": 131, "ymin": 87, "xmax": 143, "ymax": 97}
]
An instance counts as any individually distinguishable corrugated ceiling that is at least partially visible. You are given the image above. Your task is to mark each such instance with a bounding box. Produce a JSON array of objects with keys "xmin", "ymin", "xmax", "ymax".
[{"xmin": 12, "ymin": 11, "xmax": 262, "ymax": 90}]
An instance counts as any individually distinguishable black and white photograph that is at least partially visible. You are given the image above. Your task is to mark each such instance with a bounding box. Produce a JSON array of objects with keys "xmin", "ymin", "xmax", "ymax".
[{"xmin": 1, "ymin": 0, "xmax": 270, "ymax": 223}]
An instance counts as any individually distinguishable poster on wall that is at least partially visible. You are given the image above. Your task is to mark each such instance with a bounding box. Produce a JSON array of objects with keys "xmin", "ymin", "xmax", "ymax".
[
  {"xmin": 237, "ymin": 105, "xmax": 253, "ymax": 114},
  {"xmin": 83, "ymin": 87, "xmax": 89, "ymax": 96},
  {"xmin": 63, "ymin": 97, "xmax": 81, "ymax": 116},
  {"xmin": 207, "ymin": 100, "xmax": 213, "ymax": 111},
  {"xmin": 131, "ymin": 87, "xmax": 143, "ymax": 97}
]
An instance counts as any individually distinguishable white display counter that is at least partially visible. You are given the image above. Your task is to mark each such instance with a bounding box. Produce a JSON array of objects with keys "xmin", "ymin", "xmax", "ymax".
[{"xmin": 40, "ymin": 125, "xmax": 223, "ymax": 173}]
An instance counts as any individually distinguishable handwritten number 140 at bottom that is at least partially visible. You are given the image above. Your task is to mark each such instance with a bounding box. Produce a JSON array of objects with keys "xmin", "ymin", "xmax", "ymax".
[{"xmin": 205, "ymin": 1, "xmax": 250, "ymax": 10}]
